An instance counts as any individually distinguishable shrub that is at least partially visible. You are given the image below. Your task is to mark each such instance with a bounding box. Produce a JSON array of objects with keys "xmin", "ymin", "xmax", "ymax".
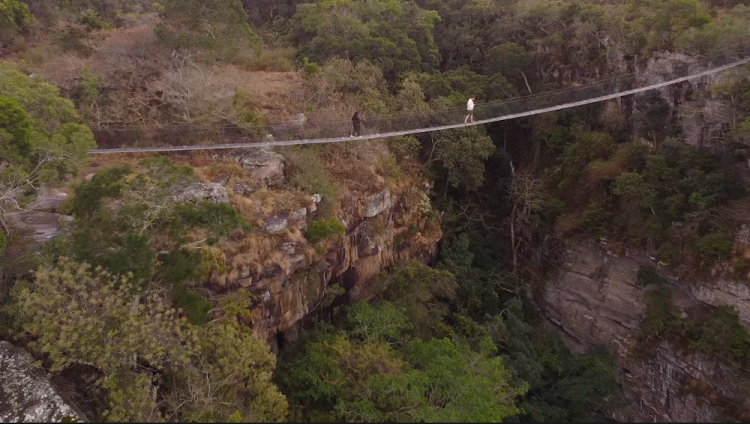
[
  {"xmin": 174, "ymin": 201, "xmax": 252, "ymax": 244},
  {"xmin": 636, "ymin": 266, "xmax": 666, "ymax": 288},
  {"xmin": 302, "ymin": 57, "xmax": 320, "ymax": 79},
  {"xmin": 173, "ymin": 282, "xmax": 213, "ymax": 325},
  {"xmin": 159, "ymin": 248, "xmax": 205, "ymax": 284},
  {"xmin": 687, "ymin": 306, "xmax": 750, "ymax": 368},
  {"xmin": 246, "ymin": 48, "xmax": 296, "ymax": 72},
  {"xmin": 0, "ymin": 0, "xmax": 32, "ymax": 46},
  {"xmin": 0, "ymin": 63, "xmax": 79, "ymax": 127},
  {"xmin": 77, "ymin": 9, "xmax": 106, "ymax": 31},
  {"xmin": 306, "ymin": 217, "xmax": 345, "ymax": 244},
  {"xmin": 637, "ymin": 286, "xmax": 685, "ymax": 358},
  {"xmin": 157, "ymin": 0, "xmax": 261, "ymax": 62},
  {"xmin": 695, "ymin": 233, "xmax": 733, "ymax": 265},
  {"xmin": 282, "ymin": 146, "xmax": 338, "ymax": 217}
]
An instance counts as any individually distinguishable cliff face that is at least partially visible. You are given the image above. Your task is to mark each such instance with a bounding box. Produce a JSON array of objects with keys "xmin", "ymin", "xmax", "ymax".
[
  {"xmin": 0, "ymin": 341, "xmax": 85, "ymax": 423},
  {"xmin": 209, "ymin": 148, "xmax": 443, "ymax": 349},
  {"xmin": 609, "ymin": 51, "xmax": 737, "ymax": 149},
  {"xmin": 536, "ymin": 240, "xmax": 750, "ymax": 422},
  {"xmin": 244, "ymin": 191, "xmax": 441, "ymax": 350}
]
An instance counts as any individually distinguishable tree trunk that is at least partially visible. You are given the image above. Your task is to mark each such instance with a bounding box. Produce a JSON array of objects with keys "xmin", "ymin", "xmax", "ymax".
[{"xmin": 510, "ymin": 204, "xmax": 518, "ymax": 274}]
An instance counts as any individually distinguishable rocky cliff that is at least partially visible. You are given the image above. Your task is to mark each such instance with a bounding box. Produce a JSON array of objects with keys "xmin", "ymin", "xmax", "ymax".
[
  {"xmin": 0, "ymin": 341, "xmax": 85, "ymax": 423},
  {"xmin": 199, "ymin": 147, "xmax": 442, "ymax": 351},
  {"xmin": 609, "ymin": 51, "xmax": 739, "ymax": 150},
  {"xmin": 242, "ymin": 186, "xmax": 440, "ymax": 351},
  {"xmin": 535, "ymin": 239, "xmax": 750, "ymax": 422}
]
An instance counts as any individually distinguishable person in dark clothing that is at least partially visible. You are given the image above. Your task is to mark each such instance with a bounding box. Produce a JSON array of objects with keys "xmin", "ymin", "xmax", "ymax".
[{"xmin": 351, "ymin": 111, "xmax": 363, "ymax": 138}]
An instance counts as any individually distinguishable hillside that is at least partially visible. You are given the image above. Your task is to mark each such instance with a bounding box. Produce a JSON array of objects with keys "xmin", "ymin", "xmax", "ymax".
[{"xmin": 2, "ymin": 0, "xmax": 750, "ymax": 422}]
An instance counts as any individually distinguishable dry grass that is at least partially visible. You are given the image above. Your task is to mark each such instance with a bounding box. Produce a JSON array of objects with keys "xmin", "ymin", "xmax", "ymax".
[
  {"xmin": 210, "ymin": 227, "xmax": 314, "ymax": 286},
  {"xmin": 320, "ymin": 142, "xmax": 387, "ymax": 193},
  {"xmin": 221, "ymin": 66, "xmax": 304, "ymax": 121},
  {"xmin": 555, "ymin": 210, "xmax": 583, "ymax": 235},
  {"xmin": 23, "ymin": 22, "xmax": 304, "ymax": 125},
  {"xmin": 244, "ymin": 47, "xmax": 296, "ymax": 72}
]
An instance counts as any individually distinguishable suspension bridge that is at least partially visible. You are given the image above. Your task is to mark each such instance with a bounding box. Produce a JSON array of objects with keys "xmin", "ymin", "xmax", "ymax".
[{"xmin": 88, "ymin": 55, "xmax": 750, "ymax": 155}]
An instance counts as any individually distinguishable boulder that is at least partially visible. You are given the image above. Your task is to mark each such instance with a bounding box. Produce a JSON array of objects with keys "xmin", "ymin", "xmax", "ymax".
[
  {"xmin": 228, "ymin": 147, "xmax": 285, "ymax": 186},
  {"xmin": 364, "ymin": 189, "xmax": 391, "ymax": 218},
  {"xmin": 232, "ymin": 183, "xmax": 255, "ymax": 197},
  {"xmin": 264, "ymin": 215, "xmax": 289, "ymax": 234},
  {"xmin": 7, "ymin": 212, "xmax": 74, "ymax": 244},
  {"xmin": 0, "ymin": 341, "xmax": 85, "ymax": 423},
  {"xmin": 289, "ymin": 207, "xmax": 307, "ymax": 223},
  {"xmin": 33, "ymin": 188, "xmax": 68, "ymax": 212},
  {"xmin": 172, "ymin": 183, "xmax": 229, "ymax": 204}
]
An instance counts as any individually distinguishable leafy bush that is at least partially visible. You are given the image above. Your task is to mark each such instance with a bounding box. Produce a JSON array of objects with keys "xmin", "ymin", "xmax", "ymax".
[
  {"xmin": 0, "ymin": 63, "xmax": 78, "ymax": 127},
  {"xmin": 695, "ymin": 233, "xmax": 734, "ymax": 265},
  {"xmin": 306, "ymin": 217, "xmax": 345, "ymax": 243},
  {"xmin": 637, "ymin": 287, "xmax": 686, "ymax": 358},
  {"xmin": 0, "ymin": 0, "xmax": 32, "ymax": 46},
  {"xmin": 159, "ymin": 248, "xmax": 205, "ymax": 284},
  {"xmin": 173, "ymin": 281, "xmax": 213, "ymax": 325},
  {"xmin": 66, "ymin": 166, "xmax": 131, "ymax": 217},
  {"xmin": 282, "ymin": 146, "xmax": 338, "ymax": 216},
  {"xmin": 301, "ymin": 57, "xmax": 320, "ymax": 79},
  {"xmin": 174, "ymin": 201, "xmax": 251, "ymax": 244},
  {"xmin": 636, "ymin": 266, "xmax": 667, "ymax": 288},
  {"xmin": 246, "ymin": 47, "xmax": 296, "ymax": 72},
  {"xmin": 77, "ymin": 9, "xmax": 106, "ymax": 31},
  {"xmin": 157, "ymin": 0, "xmax": 261, "ymax": 62},
  {"xmin": 687, "ymin": 306, "xmax": 750, "ymax": 368}
]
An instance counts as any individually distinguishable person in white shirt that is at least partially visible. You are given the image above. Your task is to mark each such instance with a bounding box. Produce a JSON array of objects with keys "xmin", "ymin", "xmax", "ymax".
[{"xmin": 464, "ymin": 97, "xmax": 475, "ymax": 124}]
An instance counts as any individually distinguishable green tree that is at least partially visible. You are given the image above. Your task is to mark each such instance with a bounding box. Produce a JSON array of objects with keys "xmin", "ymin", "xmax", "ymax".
[
  {"xmin": 0, "ymin": 64, "xmax": 78, "ymax": 127},
  {"xmin": 379, "ymin": 262, "xmax": 457, "ymax": 340},
  {"xmin": 427, "ymin": 126, "xmax": 496, "ymax": 192},
  {"xmin": 0, "ymin": 96, "xmax": 95, "ymax": 235},
  {"xmin": 280, "ymin": 301, "xmax": 525, "ymax": 423},
  {"xmin": 0, "ymin": 0, "xmax": 32, "ymax": 45},
  {"xmin": 165, "ymin": 321, "xmax": 289, "ymax": 422},
  {"xmin": 485, "ymin": 42, "xmax": 534, "ymax": 92},
  {"xmin": 158, "ymin": 0, "xmax": 262, "ymax": 62},
  {"xmin": 292, "ymin": 0, "xmax": 440, "ymax": 78}
]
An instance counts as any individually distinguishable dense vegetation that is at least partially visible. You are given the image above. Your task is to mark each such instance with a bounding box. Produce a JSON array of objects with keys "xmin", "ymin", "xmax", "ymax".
[{"xmin": 1, "ymin": 0, "xmax": 750, "ymax": 422}]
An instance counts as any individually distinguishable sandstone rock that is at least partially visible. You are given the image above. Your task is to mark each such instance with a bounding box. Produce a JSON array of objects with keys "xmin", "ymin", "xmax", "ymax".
[
  {"xmin": 172, "ymin": 183, "xmax": 229, "ymax": 204},
  {"xmin": 232, "ymin": 183, "xmax": 255, "ymax": 196},
  {"xmin": 7, "ymin": 212, "xmax": 74, "ymax": 244},
  {"xmin": 228, "ymin": 147, "xmax": 285, "ymax": 186},
  {"xmin": 33, "ymin": 189, "xmax": 68, "ymax": 212},
  {"xmin": 246, "ymin": 209, "xmax": 442, "ymax": 349},
  {"xmin": 293, "ymin": 113, "xmax": 306, "ymax": 128},
  {"xmin": 537, "ymin": 240, "xmax": 750, "ymax": 422},
  {"xmin": 213, "ymin": 174, "xmax": 230, "ymax": 185},
  {"xmin": 289, "ymin": 207, "xmax": 307, "ymax": 223},
  {"xmin": 364, "ymin": 189, "xmax": 391, "ymax": 218},
  {"xmin": 264, "ymin": 215, "xmax": 289, "ymax": 234},
  {"xmin": 281, "ymin": 242, "xmax": 297, "ymax": 255},
  {"xmin": 0, "ymin": 341, "xmax": 85, "ymax": 423}
]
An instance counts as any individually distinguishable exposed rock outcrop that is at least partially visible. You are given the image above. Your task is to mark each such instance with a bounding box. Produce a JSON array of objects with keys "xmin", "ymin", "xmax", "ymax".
[
  {"xmin": 364, "ymin": 189, "xmax": 391, "ymax": 218},
  {"xmin": 536, "ymin": 240, "xmax": 750, "ymax": 422},
  {"xmin": 225, "ymin": 147, "xmax": 285, "ymax": 186},
  {"xmin": 172, "ymin": 182, "xmax": 229, "ymax": 204},
  {"xmin": 230, "ymin": 187, "xmax": 440, "ymax": 350},
  {"xmin": 6, "ymin": 188, "xmax": 73, "ymax": 244},
  {"xmin": 609, "ymin": 51, "xmax": 737, "ymax": 148},
  {"xmin": 0, "ymin": 341, "xmax": 85, "ymax": 423}
]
